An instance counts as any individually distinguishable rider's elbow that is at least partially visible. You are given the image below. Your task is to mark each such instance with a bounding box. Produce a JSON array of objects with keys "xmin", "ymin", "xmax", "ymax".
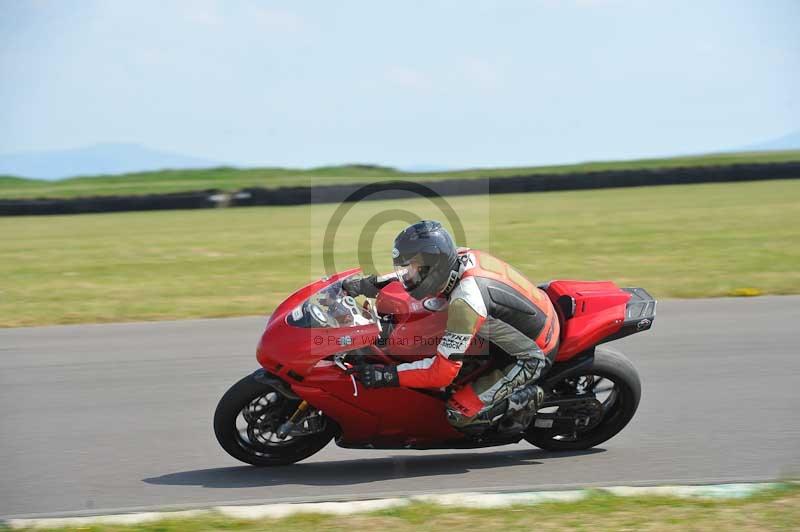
[
  {"xmin": 398, "ymin": 355, "xmax": 461, "ymax": 389},
  {"xmin": 423, "ymin": 372, "xmax": 457, "ymax": 389}
]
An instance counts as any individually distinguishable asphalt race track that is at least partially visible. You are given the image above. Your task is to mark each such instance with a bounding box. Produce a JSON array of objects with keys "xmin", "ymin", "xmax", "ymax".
[{"xmin": 1, "ymin": 296, "xmax": 799, "ymax": 518}]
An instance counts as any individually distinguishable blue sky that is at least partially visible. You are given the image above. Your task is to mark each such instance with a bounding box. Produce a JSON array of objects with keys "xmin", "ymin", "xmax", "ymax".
[{"xmin": 1, "ymin": 0, "xmax": 798, "ymax": 168}]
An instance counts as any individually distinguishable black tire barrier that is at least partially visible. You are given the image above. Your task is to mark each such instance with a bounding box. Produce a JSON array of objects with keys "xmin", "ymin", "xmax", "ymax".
[
  {"xmin": 0, "ymin": 190, "xmax": 219, "ymax": 216},
  {"xmin": 1, "ymin": 161, "xmax": 798, "ymax": 216},
  {"xmin": 232, "ymin": 162, "xmax": 800, "ymax": 207}
]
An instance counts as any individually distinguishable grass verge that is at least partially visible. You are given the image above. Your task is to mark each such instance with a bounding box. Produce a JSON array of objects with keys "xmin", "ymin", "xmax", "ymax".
[
  {"xmin": 7, "ymin": 484, "xmax": 800, "ymax": 531},
  {"xmin": 1, "ymin": 150, "xmax": 798, "ymax": 199},
  {"xmin": 1, "ymin": 179, "xmax": 798, "ymax": 327}
]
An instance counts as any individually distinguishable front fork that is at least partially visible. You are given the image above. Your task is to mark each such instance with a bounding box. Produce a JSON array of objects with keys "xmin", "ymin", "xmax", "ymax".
[
  {"xmin": 251, "ymin": 369, "xmax": 321, "ymax": 440},
  {"xmin": 276, "ymin": 400, "xmax": 310, "ymax": 439}
]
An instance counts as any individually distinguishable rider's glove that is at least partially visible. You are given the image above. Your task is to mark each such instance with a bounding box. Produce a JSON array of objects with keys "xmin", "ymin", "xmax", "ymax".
[
  {"xmin": 351, "ymin": 364, "xmax": 400, "ymax": 388},
  {"xmin": 342, "ymin": 275, "xmax": 381, "ymax": 298}
]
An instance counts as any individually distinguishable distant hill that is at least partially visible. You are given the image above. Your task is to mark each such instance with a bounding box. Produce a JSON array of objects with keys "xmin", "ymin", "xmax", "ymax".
[
  {"xmin": 742, "ymin": 130, "xmax": 800, "ymax": 152},
  {"xmin": 0, "ymin": 143, "xmax": 225, "ymax": 180}
]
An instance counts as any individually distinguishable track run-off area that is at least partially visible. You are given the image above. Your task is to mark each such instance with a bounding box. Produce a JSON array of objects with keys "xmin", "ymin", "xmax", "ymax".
[{"xmin": 1, "ymin": 296, "xmax": 799, "ymax": 519}]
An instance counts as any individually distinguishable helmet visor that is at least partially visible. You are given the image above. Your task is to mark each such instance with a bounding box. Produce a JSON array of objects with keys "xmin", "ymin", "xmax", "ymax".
[{"xmin": 393, "ymin": 255, "xmax": 430, "ymax": 292}]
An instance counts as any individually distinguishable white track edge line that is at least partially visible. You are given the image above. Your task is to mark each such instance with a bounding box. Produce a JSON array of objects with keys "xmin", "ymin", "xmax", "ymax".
[{"xmin": 4, "ymin": 482, "xmax": 784, "ymax": 528}]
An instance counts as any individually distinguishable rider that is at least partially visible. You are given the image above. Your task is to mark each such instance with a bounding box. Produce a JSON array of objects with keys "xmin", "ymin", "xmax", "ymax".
[{"xmin": 344, "ymin": 220, "xmax": 560, "ymax": 435}]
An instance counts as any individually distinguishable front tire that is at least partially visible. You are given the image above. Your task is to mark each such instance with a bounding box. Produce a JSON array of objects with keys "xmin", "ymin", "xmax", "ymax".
[
  {"xmin": 525, "ymin": 346, "xmax": 641, "ymax": 451},
  {"xmin": 214, "ymin": 372, "xmax": 336, "ymax": 466}
]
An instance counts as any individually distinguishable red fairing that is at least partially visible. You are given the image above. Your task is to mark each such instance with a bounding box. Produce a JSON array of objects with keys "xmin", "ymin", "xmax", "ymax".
[
  {"xmin": 543, "ymin": 280, "xmax": 631, "ymax": 360},
  {"xmin": 257, "ymin": 268, "xmax": 381, "ymax": 374},
  {"xmin": 256, "ymin": 271, "xmax": 461, "ymax": 445},
  {"xmin": 254, "ymin": 272, "xmax": 636, "ymax": 447}
]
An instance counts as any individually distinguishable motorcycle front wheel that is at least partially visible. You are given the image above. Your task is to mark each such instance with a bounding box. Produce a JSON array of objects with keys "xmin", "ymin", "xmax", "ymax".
[
  {"xmin": 214, "ymin": 372, "xmax": 336, "ymax": 466},
  {"xmin": 525, "ymin": 346, "xmax": 641, "ymax": 451}
]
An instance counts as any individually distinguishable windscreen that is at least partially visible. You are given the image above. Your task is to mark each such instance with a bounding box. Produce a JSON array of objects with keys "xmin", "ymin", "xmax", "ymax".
[{"xmin": 287, "ymin": 276, "xmax": 377, "ymax": 329}]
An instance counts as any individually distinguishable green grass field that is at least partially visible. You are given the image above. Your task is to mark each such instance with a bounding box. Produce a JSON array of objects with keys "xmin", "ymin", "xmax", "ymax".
[
  {"xmin": 1, "ymin": 179, "xmax": 798, "ymax": 327},
  {"xmin": 9, "ymin": 485, "xmax": 800, "ymax": 531},
  {"xmin": 1, "ymin": 150, "xmax": 799, "ymax": 199}
]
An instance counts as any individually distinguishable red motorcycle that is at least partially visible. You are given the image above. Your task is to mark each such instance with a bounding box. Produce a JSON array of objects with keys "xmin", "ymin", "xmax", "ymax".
[{"xmin": 214, "ymin": 269, "xmax": 656, "ymax": 466}]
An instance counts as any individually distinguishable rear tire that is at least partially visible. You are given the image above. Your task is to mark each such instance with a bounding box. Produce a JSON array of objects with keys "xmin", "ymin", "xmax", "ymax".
[
  {"xmin": 525, "ymin": 346, "xmax": 641, "ymax": 451},
  {"xmin": 214, "ymin": 372, "xmax": 336, "ymax": 466}
]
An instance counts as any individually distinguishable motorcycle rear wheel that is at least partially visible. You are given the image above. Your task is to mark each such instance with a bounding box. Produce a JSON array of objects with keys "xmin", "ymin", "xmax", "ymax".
[
  {"xmin": 524, "ymin": 346, "xmax": 641, "ymax": 451},
  {"xmin": 214, "ymin": 372, "xmax": 336, "ymax": 466}
]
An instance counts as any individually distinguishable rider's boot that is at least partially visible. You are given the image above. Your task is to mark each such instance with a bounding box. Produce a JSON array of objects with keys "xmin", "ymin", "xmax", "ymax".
[
  {"xmin": 497, "ymin": 384, "xmax": 544, "ymax": 434},
  {"xmin": 447, "ymin": 400, "xmax": 507, "ymax": 436},
  {"xmin": 447, "ymin": 384, "xmax": 544, "ymax": 436}
]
